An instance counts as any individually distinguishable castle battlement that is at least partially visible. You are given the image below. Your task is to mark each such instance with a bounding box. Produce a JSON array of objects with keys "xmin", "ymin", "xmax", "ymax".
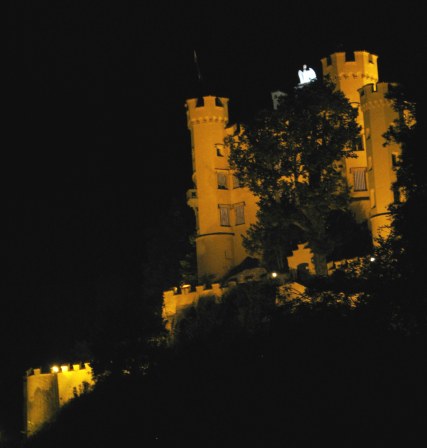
[
  {"xmin": 163, "ymin": 283, "xmax": 225, "ymax": 329},
  {"xmin": 27, "ymin": 363, "xmax": 91, "ymax": 376},
  {"xmin": 186, "ymin": 96, "xmax": 229, "ymax": 127},
  {"xmin": 321, "ymin": 51, "xmax": 379, "ymax": 105},
  {"xmin": 359, "ymin": 82, "xmax": 396, "ymax": 111},
  {"xmin": 25, "ymin": 361, "xmax": 94, "ymax": 437},
  {"xmin": 321, "ymin": 51, "xmax": 378, "ymax": 78}
]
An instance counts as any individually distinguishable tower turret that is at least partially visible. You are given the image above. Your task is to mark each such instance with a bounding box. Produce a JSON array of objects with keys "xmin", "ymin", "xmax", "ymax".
[
  {"xmin": 321, "ymin": 51, "xmax": 379, "ymax": 103},
  {"xmin": 321, "ymin": 51, "xmax": 380, "ymax": 222},
  {"xmin": 185, "ymin": 96, "xmax": 258, "ymax": 281},
  {"xmin": 359, "ymin": 82, "xmax": 400, "ymax": 242},
  {"xmin": 185, "ymin": 96, "xmax": 234, "ymax": 281}
]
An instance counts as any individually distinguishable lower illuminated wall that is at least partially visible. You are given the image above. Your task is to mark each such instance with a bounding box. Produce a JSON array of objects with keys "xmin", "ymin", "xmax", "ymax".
[{"xmin": 24, "ymin": 363, "xmax": 94, "ymax": 437}]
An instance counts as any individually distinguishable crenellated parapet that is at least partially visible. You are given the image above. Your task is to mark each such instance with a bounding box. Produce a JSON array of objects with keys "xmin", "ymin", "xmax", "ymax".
[
  {"xmin": 163, "ymin": 283, "xmax": 225, "ymax": 334},
  {"xmin": 25, "ymin": 362, "xmax": 94, "ymax": 437},
  {"xmin": 359, "ymin": 82, "xmax": 395, "ymax": 111},
  {"xmin": 186, "ymin": 96, "xmax": 229, "ymax": 127},
  {"xmin": 321, "ymin": 51, "xmax": 379, "ymax": 99}
]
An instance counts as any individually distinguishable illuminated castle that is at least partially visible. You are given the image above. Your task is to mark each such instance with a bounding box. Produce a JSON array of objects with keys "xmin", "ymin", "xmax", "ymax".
[
  {"xmin": 26, "ymin": 51, "xmax": 403, "ymax": 436},
  {"xmin": 186, "ymin": 51, "xmax": 402, "ymax": 281}
]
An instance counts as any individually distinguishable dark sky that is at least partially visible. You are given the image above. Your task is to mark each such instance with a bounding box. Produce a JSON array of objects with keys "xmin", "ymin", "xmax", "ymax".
[{"xmin": 3, "ymin": 0, "xmax": 425, "ymax": 435}]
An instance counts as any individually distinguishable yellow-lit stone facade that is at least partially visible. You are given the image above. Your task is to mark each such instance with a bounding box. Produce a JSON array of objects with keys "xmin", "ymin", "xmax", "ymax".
[
  {"xmin": 24, "ymin": 363, "xmax": 94, "ymax": 437},
  {"xmin": 186, "ymin": 96, "xmax": 258, "ymax": 281},
  {"xmin": 360, "ymin": 82, "xmax": 400, "ymax": 239},
  {"xmin": 321, "ymin": 51, "xmax": 379, "ymax": 222},
  {"xmin": 187, "ymin": 51, "xmax": 401, "ymax": 280}
]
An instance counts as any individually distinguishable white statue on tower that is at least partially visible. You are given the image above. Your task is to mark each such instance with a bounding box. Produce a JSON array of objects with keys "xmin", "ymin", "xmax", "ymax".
[{"xmin": 298, "ymin": 64, "xmax": 317, "ymax": 85}]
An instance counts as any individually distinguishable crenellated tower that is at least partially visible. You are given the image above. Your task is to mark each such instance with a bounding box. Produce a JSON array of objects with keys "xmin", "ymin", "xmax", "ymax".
[
  {"xmin": 359, "ymin": 82, "xmax": 400, "ymax": 240},
  {"xmin": 186, "ymin": 96, "xmax": 258, "ymax": 281},
  {"xmin": 321, "ymin": 51, "xmax": 379, "ymax": 222}
]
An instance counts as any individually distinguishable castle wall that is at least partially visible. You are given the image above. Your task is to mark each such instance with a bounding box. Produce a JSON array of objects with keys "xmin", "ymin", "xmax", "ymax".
[
  {"xmin": 25, "ymin": 369, "xmax": 59, "ymax": 437},
  {"xmin": 163, "ymin": 283, "xmax": 225, "ymax": 334},
  {"xmin": 25, "ymin": 363, "xmax": 94, "ymax": 437}
]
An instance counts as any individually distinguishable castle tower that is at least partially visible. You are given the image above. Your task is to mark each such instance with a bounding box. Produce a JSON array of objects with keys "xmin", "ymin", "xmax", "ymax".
[
  {"xmin": 186, "ymin": 96, "xmax": 258, "ymax": 281},
  {"xmin": 24, "ymin": 363, "xmax": 94, "ymax": 437},
  {"xmin": 359, "ymin": 82, "xmax": 400, "ymax": 241},
  {"xmin": 321, "ymin": 51, "xmax": 379, "ymax": 222}
]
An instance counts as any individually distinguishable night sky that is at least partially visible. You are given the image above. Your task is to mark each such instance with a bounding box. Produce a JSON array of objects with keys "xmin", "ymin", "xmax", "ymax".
[{"xmin": 3, "ymin": 1, "xmax": 425, "ymax": 436}]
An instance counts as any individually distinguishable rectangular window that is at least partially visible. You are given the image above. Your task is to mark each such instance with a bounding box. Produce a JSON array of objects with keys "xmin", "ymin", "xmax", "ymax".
[
  {"xmin": 232, "ymin": 175, "xmax": 240, "ymax": 189},
  {"xmin": 219, "ymin": 205, "xmax": 230, "ymax": 226},
  {"xmin": 217, "ymin": 172, "xmax": 228, "ymax": 190},
  {"xmin": 234, "ymin": 203, "xmax": 245, "ymax": 225},
  {"xmin": 351, "ymin": 167, "xmax": 367, "ymax": 192}
]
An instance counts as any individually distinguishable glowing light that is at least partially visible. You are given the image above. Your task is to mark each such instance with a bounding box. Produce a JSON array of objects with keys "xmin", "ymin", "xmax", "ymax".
[
  {"xmin": 271, "ymin": 272, "xmax": 278, "ymax": 278},
  {"xmin": 370, "ymin": 257, "xmax": 376, "ymax": 262},
  {"xmin": 51, "ymin": 366, "xmax": 59, "ymax": 373}
]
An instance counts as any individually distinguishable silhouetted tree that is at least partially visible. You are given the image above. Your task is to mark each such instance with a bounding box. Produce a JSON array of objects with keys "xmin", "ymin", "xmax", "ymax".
[{"xmin": 228, "ymin": 79, "xmax": 362, "ymax": 275}]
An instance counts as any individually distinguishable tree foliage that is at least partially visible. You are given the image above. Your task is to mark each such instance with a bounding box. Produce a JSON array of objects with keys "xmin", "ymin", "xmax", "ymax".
[
  {"xmin": 330, "ymin": 84, "xmax": 426, "ymax": 333},
  {"xmin": 227, "ymin": 80, "xmax": 362, "ymax": 274}
]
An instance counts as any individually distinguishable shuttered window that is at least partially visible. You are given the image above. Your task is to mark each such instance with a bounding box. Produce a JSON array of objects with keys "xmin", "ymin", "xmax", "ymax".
[
  {"xmin": 217, "ymin": 172, "xmax": 228, "ymax": 189},
  {"xmin": 235, "ymin": 203, "xmax": 245, "ymax": 225},
  {"xmin": 351, "ymin": 167, "xmax": 367, "ymax": 191},
  {"xmin": 219, "ymin": 205, "xmax": 230, "ymax": 226}
]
